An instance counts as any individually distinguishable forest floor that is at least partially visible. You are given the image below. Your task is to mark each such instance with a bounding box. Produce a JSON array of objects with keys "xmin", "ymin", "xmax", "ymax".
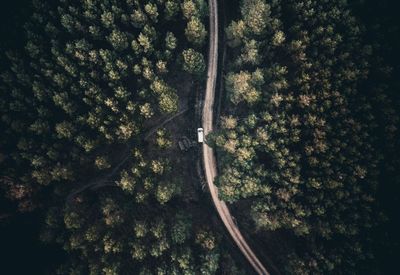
[{"xmin": 146, "ymin": 72, "xmax": 202, "ymax": 203}]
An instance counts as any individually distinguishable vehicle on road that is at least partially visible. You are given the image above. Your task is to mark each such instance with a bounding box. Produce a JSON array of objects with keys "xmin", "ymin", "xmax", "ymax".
[{"xmin": 197, "ymin": 128, "xmax": 204, "ymax": 143}]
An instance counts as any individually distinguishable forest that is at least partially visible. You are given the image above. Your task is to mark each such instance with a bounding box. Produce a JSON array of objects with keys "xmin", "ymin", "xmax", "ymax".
[
  {"xmin": 0, "ymin": 0, "xmax": 243, "ymax": 274},
  {"xmin": 0, "ymin": 0, "xmax": 399, "ymax": 274},
  {"xmin": 213, "ymin": 0, "xmax": 400, "ymax": 273}
]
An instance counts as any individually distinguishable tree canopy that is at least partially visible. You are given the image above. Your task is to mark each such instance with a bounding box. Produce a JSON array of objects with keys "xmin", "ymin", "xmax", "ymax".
[{"xmin": 214, "ymin": 0, "xmax": 400, "ymax": 273}]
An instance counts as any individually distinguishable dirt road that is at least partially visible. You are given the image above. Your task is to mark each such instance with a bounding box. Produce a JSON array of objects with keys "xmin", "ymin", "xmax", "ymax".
[{"xmin": 201, "ymin": 1, "xmax": 270, "ymax": 274}]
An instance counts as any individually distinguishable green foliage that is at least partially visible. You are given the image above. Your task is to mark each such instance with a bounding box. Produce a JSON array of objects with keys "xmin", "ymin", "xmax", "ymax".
[
  {"xmin": 0, "ymin": 0, "xmax": 199, "ymax": 197},
  {"xmin": 171, "ymin": 213, "xmax": 191, "ymax": 244},
  {"xmin": 165, "ymin": 32, "xmax": 178, "ymax": 50},
  {"xmin": 95, "ymin": 156, "xmax": 111, "ymax": 170},
  {"xmin": 185, "ymin": 17, "xmax": 207, "ymax": 46},
  {"xmin": 182, "ymin": 48, "xmax": 206, "ymax": 75},
  {"xmin": 47, "ymin": 190, "xmax": 236, "ymax": 274},
  {"xmin": 165, "ymin": 0, "xmax": 180, "ymax": 20},
  {"xmin": 241, "ymin": 0, "xmax": 270, "ymax": 35},
  {"xmin": 107, "ymin": 30, "xmax": 128, "ymax": 51},
  {"xmin": 0, "ymin": 0, "xmax": 225, "ymax": 274},
  {"xmin": 155, "ymin": 128, "xmax": 173, "ymax": 149},
  {"xmin": 226, "ymin": 20, "xmax": 246, "ymax": 47},
  {"xmin": 158, "ymin": 90, "xmax": 179, "ymax": 114},
  {"xmin": 216, "ymin": 0, "xmax": 400, "ymax": 273},
  {"xmin": 182, "ymin": 0, "xmax": 206, "ymax": 20},
  {"xmin": 182, "ymin": 0, "xmax": 208, "ymax": 50},
  {"xmin": 225, "ymin": 70, "xmax": 263, "ymax": 104}
]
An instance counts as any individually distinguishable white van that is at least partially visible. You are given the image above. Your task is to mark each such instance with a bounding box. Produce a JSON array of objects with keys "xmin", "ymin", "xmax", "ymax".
[{"xmin": 197, "ymin": 128, "xmax": 204, "ymax": 143}]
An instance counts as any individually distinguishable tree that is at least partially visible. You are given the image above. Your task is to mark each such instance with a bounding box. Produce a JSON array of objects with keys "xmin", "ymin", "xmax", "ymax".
[
  {"xmin": 182, "ymin": 48, "xmax": 205, "ymax": 75},
  {"xmin": 226, "ymin": 20, "xmax": 246, "ymax": 48},
  {"xmin": 156, "ymin": 181, "xmax": 176, "ymax": 204},
  {"xmin": 95, "ymin": 156, "xmax": 111, "ymax": 170},
  {"xmin": 165, "ymin": 32, "xmax": 177, "ymax": 50},
  {"xmin": 117, "ymin": 170, "xmax": 136, "ymax": 193},
  {"xmin": 0, "ymin": 0, "xmax": 248, "ymax": 273},
  {"xmin": 108, "ymin": 30, "xmax": 128, "ymax": 51},
  {"xmin": 185, "ymin": 18, "xmax": 207, "ymax": 46},
  {"xmin": 155, "ymin": 128, "xmax": 172, "ymax": 149},
  {"xmin": 182, "ymin": 0, "xmax": 199, "ymax": 19},
  {"xmin": 212, "ymin": 0, "xmax": 400, "ymax": 273},
  {"xmin": 272, "ymin": 30, "xmax": 286, "ymax": 46},
  {"xmin": 241, "ymin": 0, "xmax": 270, "ymax": 35},
  {"xmin": 171, "ymin": 213, "xmax": 191, "ymax": 244},
  {"xmin": 159, "ymin": 91, "xmax": 179, "ymax": 114},
  {"xmin": 165, "ymin": 0, "xmax": 180, "ymax": 20},
  {"xmin": 144, "ymin": 3, "xmax": 159, "ymax": 22},
  {"xmin": 55, "ymin": 121, "xmax": 75, "ymax": 139},
  {"xmin": 225, "ymin": 71, "xmax": 261, "ymax": 104}
]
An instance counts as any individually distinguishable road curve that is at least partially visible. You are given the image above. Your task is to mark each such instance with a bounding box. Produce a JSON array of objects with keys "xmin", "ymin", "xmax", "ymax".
[{"xmin": 201, "ymin": 1, "xmax": 270, "ymax": 274}]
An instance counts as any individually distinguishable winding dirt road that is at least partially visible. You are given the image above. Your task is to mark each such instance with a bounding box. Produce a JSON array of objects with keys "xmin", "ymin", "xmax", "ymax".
[{"xmin": 201, "ymin": 1, "xmax": 269, "ymax": 274}]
